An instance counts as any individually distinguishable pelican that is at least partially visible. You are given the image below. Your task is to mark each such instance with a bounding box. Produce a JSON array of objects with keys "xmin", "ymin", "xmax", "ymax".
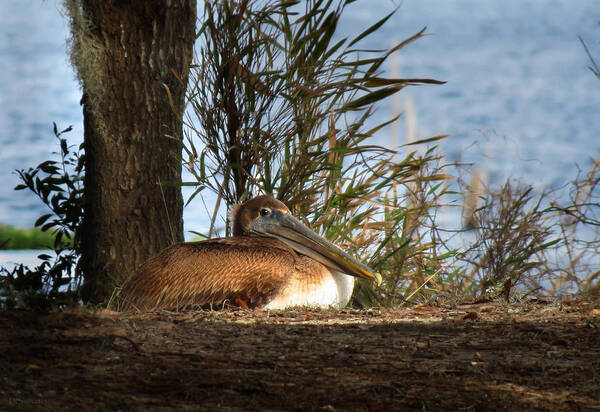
[{"xmin": 117, "ymin": 195, "xmax": 380, "ymax": 311}]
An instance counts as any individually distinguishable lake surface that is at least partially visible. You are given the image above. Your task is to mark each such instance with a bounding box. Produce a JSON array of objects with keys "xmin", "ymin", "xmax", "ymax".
[
  {"xmin": 0, "ymin": 249, "xmax": 46, "ymax": 269},
  {"xmin": 1, "ymin": 0, "xmax": 598, "ymax": 236}
]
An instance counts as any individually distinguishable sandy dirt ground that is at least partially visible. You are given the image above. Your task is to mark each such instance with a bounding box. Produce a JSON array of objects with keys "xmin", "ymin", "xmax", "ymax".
[{"xmin": 1, "ymin": 300, "xmax": 600, "ymax": 411}]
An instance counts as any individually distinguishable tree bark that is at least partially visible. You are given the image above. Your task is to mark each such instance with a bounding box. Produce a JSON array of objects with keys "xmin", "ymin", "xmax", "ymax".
[{"xmin": 66, "ymin": 0, "xmax": 196, "ymax": 303}]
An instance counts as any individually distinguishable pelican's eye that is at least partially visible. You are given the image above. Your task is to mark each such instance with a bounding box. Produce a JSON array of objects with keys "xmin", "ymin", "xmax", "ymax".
[{"xmin": 259, "ymin": 207, "xmax": 272, "ymax": 217}]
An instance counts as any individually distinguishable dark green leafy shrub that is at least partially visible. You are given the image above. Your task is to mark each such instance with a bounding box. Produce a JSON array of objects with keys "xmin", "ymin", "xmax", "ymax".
[{"xmin": 0, "ymin": 123, "xmax": 84, "ymax": 310}]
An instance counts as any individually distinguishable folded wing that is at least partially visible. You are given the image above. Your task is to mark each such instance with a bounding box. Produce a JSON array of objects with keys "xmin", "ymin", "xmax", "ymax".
[{"xmin": 117, "ymin": 237, "xmax": 296, "ymax": 311}]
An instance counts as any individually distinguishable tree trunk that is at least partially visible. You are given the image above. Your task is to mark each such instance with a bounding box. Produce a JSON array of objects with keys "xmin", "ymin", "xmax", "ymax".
[{"xmin": 66, "ymin": 0, "xmax": 196, "ymax": 303}]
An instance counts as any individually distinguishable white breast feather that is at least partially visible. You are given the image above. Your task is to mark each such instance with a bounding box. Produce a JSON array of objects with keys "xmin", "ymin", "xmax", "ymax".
[{"xmin": 264, "ymin": 270, "xmax": 355, "ymax": 310}]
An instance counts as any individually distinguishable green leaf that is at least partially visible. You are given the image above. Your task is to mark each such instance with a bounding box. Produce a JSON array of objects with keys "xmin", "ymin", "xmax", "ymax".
[
  {"xmin": 363, "ymin": 77, "xmax": 446, "ymax": 87},
  {"xmin": 348, "ymin": 8, "xmax": 396, "ymax": 48},
  {"xmin": 342, "ymin": 85, "xmax": 403, "ymax": 110},
  {"xmin": 185, "ymin": 186, "xmax": 206, "ymax": 207},
  {"xmin": 404, "ymin": 134, "xmax": 450, "ymax": 146},
  {"xmin": 41, "ymin": 222, "xmax": 56, "ymax": 232},
  {"xmin": 366, "ymin": 27, "xmax": 427, "ymax": 78},
  {"xmin": 310, "ymin": 12, "xmax": 339, "ymax": 62},
  {"xmin": 60, "ymin": 139, "xmax": 68, "ymax": 156},
  {"xmin": 34, "ymin": 214, "xmax": 53, "ymax": 228}
]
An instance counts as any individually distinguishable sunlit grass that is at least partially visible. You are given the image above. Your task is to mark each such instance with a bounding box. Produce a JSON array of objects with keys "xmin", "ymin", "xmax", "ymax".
[{"xmin": 0, "ymin": 224, "xmax": 56, "ymax": 250}]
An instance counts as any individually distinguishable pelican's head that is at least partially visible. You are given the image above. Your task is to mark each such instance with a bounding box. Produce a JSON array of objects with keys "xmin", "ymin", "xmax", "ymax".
[{"xmin": 229, "ymin": 195, "xmax": 381, "ymax": 284}]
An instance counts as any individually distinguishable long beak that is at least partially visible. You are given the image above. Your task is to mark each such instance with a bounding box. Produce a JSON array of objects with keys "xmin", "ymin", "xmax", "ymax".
[{"xmin": 250, "ymin": 210, "xmax": 382, "ymax": 285}]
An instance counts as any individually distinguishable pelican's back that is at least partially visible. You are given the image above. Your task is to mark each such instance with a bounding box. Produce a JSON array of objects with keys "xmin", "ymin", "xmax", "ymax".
[{"xmin": 117, "ymin": 237, "xmax": 296, "ymax": 311}]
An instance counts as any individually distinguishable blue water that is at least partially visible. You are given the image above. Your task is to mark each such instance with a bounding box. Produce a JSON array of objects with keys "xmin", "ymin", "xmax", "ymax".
[
  {"xmin": 343, "ymin": 0, "xmax": 600, "ymax": 188},
  {"xmin": 1, "ymin": 0, "xmax": 599, "ymax": 236},
  {"xmin": 0, "ymin": 249, "xmax": 46, "ymax": 269},
  {"xmin": 0, "ymin": 0, "xmax": 82, "ymax": 228}
]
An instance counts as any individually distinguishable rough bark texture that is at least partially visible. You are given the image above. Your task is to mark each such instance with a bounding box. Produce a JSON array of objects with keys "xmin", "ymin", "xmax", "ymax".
[{"xmin": 67, "ymin": 0, "xmax": 196, "ymax": 303}]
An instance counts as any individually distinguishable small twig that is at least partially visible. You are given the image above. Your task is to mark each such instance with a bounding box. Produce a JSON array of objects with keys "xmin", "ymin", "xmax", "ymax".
[
  {"xmin": 209, "ymin": 179, "xmax": 226, "ymax": 238},
  {"xmin": 404, "ymin": 266, "xmax": 445, "ymax": 303},
  {"xmin": 579, "ymin": 35, "xmax": 600, "ymax": 79},
  {"xmin": 158, "ymin": 177, "xmax": 176, "ymax": 244},
  {"xmin": 106, "ymin": 285, "xmax": 121, "ymax": 310}
]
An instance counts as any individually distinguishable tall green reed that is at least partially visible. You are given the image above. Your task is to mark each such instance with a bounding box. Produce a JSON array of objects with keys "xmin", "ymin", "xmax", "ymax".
[{"xmin": 175, "ymin": 0, "xmax": 451, "ymax": 306}]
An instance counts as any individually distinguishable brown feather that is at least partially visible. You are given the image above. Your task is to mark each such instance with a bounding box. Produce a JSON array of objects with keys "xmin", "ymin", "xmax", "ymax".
[{"xmin": 117, "ymin": 236, "xmax": 330, "ymax": 311}]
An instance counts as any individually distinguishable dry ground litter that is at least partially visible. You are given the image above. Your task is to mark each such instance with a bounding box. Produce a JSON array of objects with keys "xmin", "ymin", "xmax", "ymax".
[{"xmin": 1, "ymin": 300, "xmax": 599, "ymax": 411}]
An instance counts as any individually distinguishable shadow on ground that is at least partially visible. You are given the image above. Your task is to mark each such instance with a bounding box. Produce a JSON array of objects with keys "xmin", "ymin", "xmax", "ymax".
[{"xmin": 1, "ymin": 301, "xmax": 599, "ymax": 411}]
